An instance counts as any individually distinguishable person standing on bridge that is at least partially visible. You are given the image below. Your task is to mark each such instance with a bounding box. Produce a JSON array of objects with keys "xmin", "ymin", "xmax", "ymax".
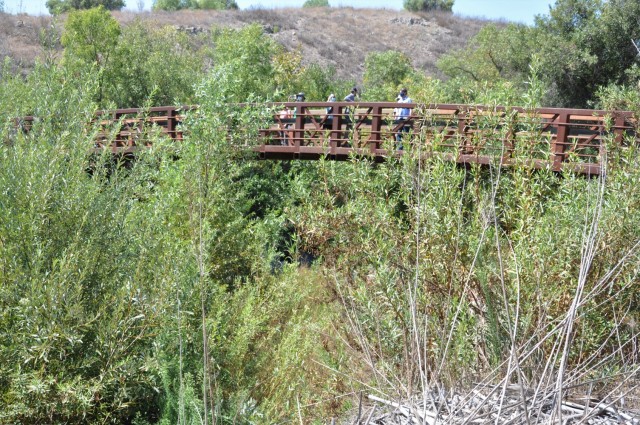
[
  {"xmin": 393, "ymin": 88, "xmax": 412, "ymax": 150},
  {"xmin": 294, "ymin": 92, "xmax": 305, "ymax": 118},
  {"xmin": 342, "ymin": 87, "xmax": 358, "ymax": 146},
  {"xmin": 324, "ymin": 93, "xmax": 336, "ymax": 131},
  {"xmin": 344, "ymin": 87, "xmax": 358, "ymax": 102},
  {"xmin": 279, "ymin": 105, "xmax": 293, "ymax": 145},
  {"xmin": 323, "ymin": 93, "xmax": 337, "ymax": 145}
]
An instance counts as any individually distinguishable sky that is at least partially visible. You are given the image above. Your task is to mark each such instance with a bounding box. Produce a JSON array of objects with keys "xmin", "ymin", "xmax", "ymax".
[{"xmin": 3, "ymin": 0, "xmax": 554, "ymax": 26}]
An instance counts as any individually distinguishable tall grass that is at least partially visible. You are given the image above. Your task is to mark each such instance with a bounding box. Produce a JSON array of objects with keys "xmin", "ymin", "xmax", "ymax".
[{"xmin": 287, "ymin": 107, "xmax": 640, "ymax": 420}]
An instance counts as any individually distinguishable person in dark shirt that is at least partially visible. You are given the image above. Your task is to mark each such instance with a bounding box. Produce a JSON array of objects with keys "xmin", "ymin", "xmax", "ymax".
[
  {"xmin": 341, "ymin": 87, "xmax": 358, "ymax": 146},
  {"xmin": 343, "ymin": 87, "xmax": 358, "ymax": 102}
]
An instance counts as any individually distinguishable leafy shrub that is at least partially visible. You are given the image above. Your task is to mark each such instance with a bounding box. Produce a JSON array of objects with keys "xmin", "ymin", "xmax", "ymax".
[
  {"xmin": 46, "ymin": 0, "xmax": 125, "ymax": 15},
  {"xmin": 152, "ymin": 0, "xmax": 237, "ymax": 11},
  {"xmin": 107, "ymin": 20, "xmax": 205, "ymax": 107},
  {"xmin": 303, "ymin": 0, "xmax": 330, "ymax": 7},
  {"xmin": 404, "ymin": 0, "xmax": 454, "ymax": 12},
  {"xmin": 210, "ymin": 24, "xmax": 281, "ymax": 100},
  {"xmin": 0, "ymin": 62, "xmax": 172, "ymax": 423},
  {"xmin": 363, "ymin": 50, "xmax": 414, "ymax": 100}
]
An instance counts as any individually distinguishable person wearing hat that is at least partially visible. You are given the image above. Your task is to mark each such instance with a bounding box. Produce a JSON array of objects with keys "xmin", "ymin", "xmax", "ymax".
[
  {"xmin": 292, "ymin": 92, "xmax": 306, "ymax": 120},
  {"xmin": 393, "ymin": 88, "xmax": 412, "ymax": 150}
]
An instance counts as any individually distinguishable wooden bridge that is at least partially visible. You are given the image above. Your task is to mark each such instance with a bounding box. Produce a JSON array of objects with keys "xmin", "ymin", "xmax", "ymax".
[{"xmin": 17, "ymin": 102, "xmax": 639, "ymax": 176}]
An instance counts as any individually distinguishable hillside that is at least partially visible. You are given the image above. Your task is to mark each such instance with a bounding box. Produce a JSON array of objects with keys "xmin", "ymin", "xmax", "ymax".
[{"xmin": 1, "ymin": 7, "xmax": 490, "ymax": 82}]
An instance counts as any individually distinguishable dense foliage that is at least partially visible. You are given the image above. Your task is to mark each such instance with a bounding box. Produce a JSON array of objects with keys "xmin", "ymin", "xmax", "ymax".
[
  {"xmin": 46, "ymin": 0, "xmax": 125, "ymax": 15},
  {"xmin": 404, "ymin": 0, "xmax": 454, "ymax": 12},
  {"xmin": 303, "ymin": 0, "xmax": 330, "ymax": 7},
  {"xmin": 1, "ymin": 1, "xmax": 639, "ymax": 423},
  {"xmin": 152, "ymin": 0, "xmax": 238, "ymax": 11},
  {"xmin": 437, "ymin": 0, "xmax": 640, "ymax": 108}
]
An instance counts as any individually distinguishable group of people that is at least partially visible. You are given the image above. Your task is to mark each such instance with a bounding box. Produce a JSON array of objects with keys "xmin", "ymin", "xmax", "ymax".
[{"xmin": 280, "ymin": 87, "xmax": 413, "ymax": 149}]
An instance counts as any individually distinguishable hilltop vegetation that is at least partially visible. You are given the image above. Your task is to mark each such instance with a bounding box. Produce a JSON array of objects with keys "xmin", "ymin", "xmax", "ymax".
[{"xmin": 0, "ymin": 1, "xmax": 640, "ymax": 423}]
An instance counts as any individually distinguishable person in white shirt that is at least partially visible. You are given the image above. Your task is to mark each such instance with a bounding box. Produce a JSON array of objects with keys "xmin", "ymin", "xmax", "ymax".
[{"xmin": 393, "ymin": 88, "xmax": 412, "ymax": 150}]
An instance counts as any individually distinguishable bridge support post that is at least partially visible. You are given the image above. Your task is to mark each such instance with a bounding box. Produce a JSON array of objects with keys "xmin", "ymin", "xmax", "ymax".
[
  {"xmin": 166, "ymin": 107, "xmax": 178, "ymax": 141},
  {"xmin": 457, "ymin": 112, "xmax": 471, "ymax": 156},
  {"xmin": 613, "ymin": 115, "xmax": 626, "ymax": 144},
  {"xmin": 294, "ymin": 106, "xmax": 304, "ymax": 154},
  {"xmin": 502, "ymin": 112, "xmax": 516, "ymax": 165},
  {"xmin": 330, "ymin": 106, "xmax": 341, "ymax": 156},
  {"xmin": 552, "ymin": 113, "xmax": 569, "ymax": 172},
  {"xmin": 369, "ymin": 106, "xmax": 382, "ymax": 155}
]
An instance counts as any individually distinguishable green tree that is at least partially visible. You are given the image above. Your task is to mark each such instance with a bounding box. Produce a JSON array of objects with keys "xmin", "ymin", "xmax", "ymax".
[
  {"xmin": 197, "ymin": 0, "xmax": 238, "ymax": 8},
  {"xmin": 46, "ymin": 0, "xmax": 124, "ymax": 15},
  {"xmin": 303, "ymin": 0, "xmax": 329, "ymax": 7},
  {"xmin": 152, "ymin": 0, "xmax": 190, "ymax": 10},
  {"xmin": 437, "ymin": 0, "xmax": 640, "ymax": 107},
  {"xmin": 106, "ymin": 20, "xmax": 205, "ymax": 107},
  {"xmin": 404, "ymin": 0, "xmax": 453, "ymax": 12},
  {"xmin": 61, "ymin": 6, "xmax": 120, "ymax": 66},
  {"xmin": 61, "ymin": 6, "xmax": 120, "ymax": 105},
  {"xmin": 152, "ymin": 0, "xmax": 192, "ymax": 10},
  {"xmin": 536, "ymin": 0, "xmax": 601, "ymax": 37},
  {"xmin": 595, "ymin": 65, "xmax": 640, "ymax": 111},
  {"xmin": 0, "ymin": 62, "xmax": 169, "ymax": 424},
  {"xmin": 152, "ymin": 0, "xmax": 237, "ymax": 10},
  {"xmin": 437, "ymin": 24, "xmax": 537, "ymax": 83},
  {"xmin": 363, "ymin": 50, "xmax": 414, "ymax": 100},
  {"xmin": 535, "ymin": 0, "xmax": 640, "ymax": 106},
  {"xmin": 210, "ymin": 24, "xmax": 281, "ymax": 100}
]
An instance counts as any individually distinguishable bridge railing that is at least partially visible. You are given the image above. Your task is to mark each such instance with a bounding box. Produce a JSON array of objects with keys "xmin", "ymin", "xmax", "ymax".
[
  {"xmin": 12, "ymin": 102, "xmax": 638, "ymax": 175},
  {"xmin": 258, "ymin": 102, "xmax": 638, "ymax": 175},
  {"xmin": 15, "ymin": 106, "xmax": 190, "ymax": 154},
  {"xmin": 93, "ymin": 106, "xmax": 190, "ymax": 152}
]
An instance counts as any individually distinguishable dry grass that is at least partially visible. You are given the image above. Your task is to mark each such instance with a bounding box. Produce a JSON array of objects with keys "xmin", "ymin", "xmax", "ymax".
[
  {"xmin": 0, "ymin": 13, "xmax": 55, "ymax": 74},
  {"xmin": 330, "ymin": 147, "xmax": 640, "ymax": 423},
  {"xmin": 1, "ymin": 7, "xmax": 491, "ymax": 81}
]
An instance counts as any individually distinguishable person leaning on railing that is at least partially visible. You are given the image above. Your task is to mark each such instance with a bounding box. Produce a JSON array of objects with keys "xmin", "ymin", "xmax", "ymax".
[{"xmin": 393, "ymin": 88, "xmax": 412, "ymax": 150}]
